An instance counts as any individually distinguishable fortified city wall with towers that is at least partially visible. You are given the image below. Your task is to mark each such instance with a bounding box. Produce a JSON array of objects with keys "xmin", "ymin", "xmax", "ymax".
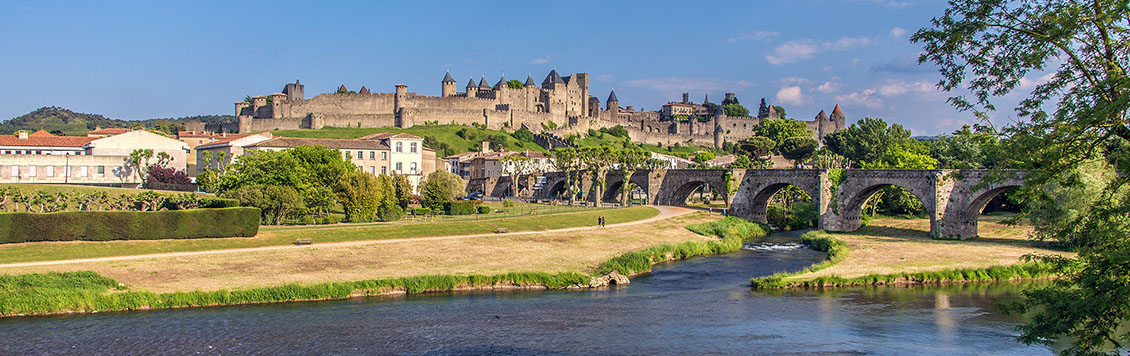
[{"xmin": 234, "ymin": 70, "xmax": 846, "ymax": 149}]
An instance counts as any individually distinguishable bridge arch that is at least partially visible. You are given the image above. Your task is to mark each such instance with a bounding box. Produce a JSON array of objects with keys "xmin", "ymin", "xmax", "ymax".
[
  {"xmin": 829, "ymin": 170, "xmax": 938, "ymax": 232},
  {"xmin": 934, "ymin": 171, "xmax": 1026, "ymax": 239}
]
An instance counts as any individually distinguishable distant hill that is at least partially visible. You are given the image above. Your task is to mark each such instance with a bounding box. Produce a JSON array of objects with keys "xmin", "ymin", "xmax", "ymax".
[{"xmin": 0, "ymin": 106, "xmax": 236, "ymax": 136}]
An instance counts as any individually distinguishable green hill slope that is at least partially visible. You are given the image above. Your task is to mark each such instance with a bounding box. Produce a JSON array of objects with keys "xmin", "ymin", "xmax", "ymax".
[
  {"xmin": 272, "ymin": 125, "xmax": 546, "ymax": 156},
  {"xmin": 0, "ymin": 107, "xmax": 235, "ymax": 136}
]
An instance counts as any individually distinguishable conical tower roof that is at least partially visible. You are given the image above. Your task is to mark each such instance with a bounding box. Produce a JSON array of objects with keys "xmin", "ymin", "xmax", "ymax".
[
  {"xmin": 714, "ymin": 106, "xmax": 726, "ymax": 117},
  {"xmin": 337, "ymin": 84, "xmax": 348, "ymax": 93},
  {"xmin": 495, "ymin": 74, "xmax": 507, "ymax": 89},
  {"xmin": 542, "ymin": 70, "xmax": 565, "ymax": 86},
  {"xmin": 478, "ymin": 77, "xmax": 490, "ymax": 90},
  {"xmin": 442, "ymin": 72, "xmax": 456, "ymax": 83},
  {"xmin": 466, "ymin": 78, "xmax": 477, "ymax": 88},
  {"xmin": 358, "ymin": 86, "xmax": 370, "ymax": 94},
  {"xmin": 524, "ymin": 75, "xmax": 535, "ymax": 87},
  {"xmin": 830, "ymin": 104, "xmax": 845, "ymax": 118},
  {"xmin": 606, "ymin": 90, "xmax": 619, "ymax": 103},
  {"xmin": 815, "ymin": 109, "xmax": 829, "ymax": 120}
]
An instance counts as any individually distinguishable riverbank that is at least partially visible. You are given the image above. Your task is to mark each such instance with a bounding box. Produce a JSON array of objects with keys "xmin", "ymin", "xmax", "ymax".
[
  {"xmin": 752, "ymin": 216, "xmax": 1071, "ymax": 288},
  {"xmin": 0, "ymin": 210, "xmax": 770, "ymax": 317}
]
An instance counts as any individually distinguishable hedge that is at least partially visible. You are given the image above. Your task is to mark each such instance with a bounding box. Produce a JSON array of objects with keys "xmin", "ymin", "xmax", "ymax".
[
  {"xmin": 477, "ymin": 206, "xmax": 491, "ymax": 214},
  {"xmin": 0, "ymin": 207, "xmax": 260, "ymax": 244},
  {"xmin": 201, "ymin": 197, "xmax": 240, "ymax": 209},
  {"xmin": 445, "ymin": 201, "xmax": 480, "ymax": 215}
]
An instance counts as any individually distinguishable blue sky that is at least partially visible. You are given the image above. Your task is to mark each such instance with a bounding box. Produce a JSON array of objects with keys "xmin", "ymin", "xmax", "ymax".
[{"xmin": 0, "ymin": 0, "xmax": 1046, "ymax": 136}]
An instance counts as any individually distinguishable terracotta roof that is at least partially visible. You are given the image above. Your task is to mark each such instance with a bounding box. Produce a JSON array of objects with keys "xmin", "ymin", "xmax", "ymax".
[
  {"xmin": 29, "ymin": 129, "xmax": 54, "ymax": 137},
  {"xmin": 443, "ymin": 151, "xmax": 481, "ymax": 160},
  {"xmin": 830, "ymin": 104, "xmax": 844, "ymax": 118},
  {"xmin": 337, "ymin": 84, "xmax": 348, "ymax": 92},
  {"xmin": 247, "ymin": 137, "xmax": 390, "ymax": 150},
  {"xmin": 87, "ymin": 128, "xmax": 129, "ymax": 135},
  {"xmin": 177, "ymin": 131, "xmax": 249, "ymax": 139},
  {"xmin": 815, "ymin": 109, "xmax": 829, "ymax": 120},
  {"xmin": 358, "ymin": 86, "xmax": 370, "ymax": 94},
  {"xmin": 357, "ymin": 132, "xmax": 422, "ymax": 140},
  {"xmin": 0, "ymin": 134, "xmax": 95, "ymax": 148}
]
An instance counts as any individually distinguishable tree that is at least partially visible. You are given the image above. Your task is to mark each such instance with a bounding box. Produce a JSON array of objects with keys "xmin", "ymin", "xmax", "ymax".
[
  {"xmin": 335, "ymin": 170, "xmax": 382, "ymax": 223},
  {"xmin": 221, "ymin": 185, "xmax": 305, "ymax": 224},
  {"xmin": 391, "ymin": 173, "xmax": 412, "ymax": 209},
  {"xmin": 615, "ymin": 148, "xmax": 652, "ymax": 206},
  {"xmin": 721, "ymin": 103, "xmax": 750, "ymax": 117},
  {"xmin": 930, "ymin": 124, "xmax": 1005, "ymax": 169},
  {"xmin": 581, "ymin": 147, "xmax": 616, "ymax": 204},
  {"xmin": 772, "ymin": 105, "xmax": 787, "ymax": 118},
  {"xmin": 823, "ymin": 117, "xmax": 912, "ymax": 166},
  {"xmin": 551, "ymin": 148, "xmax": 582, "ymax": 204},
  {"xmin": 420, "ymin": 170, "xmax": 464, "ymax": 210},
  {"xmin": 914, "ymin": 1, "xmax": 1130, "ymax": 353},
  {"xmin": 500, "ymin": 154, "xmax": 532, "ymax": 197},
  {"xmin": 125, "ymin": 149, "xmax": 155, "ymax": 185},
  {"xmin": 778, "ymin": 137, "xmax": 818, "ymax": 166},
  {"xmin": 506, "ymin": 79, "xmax": 523, "ymax": 89},
  {"xmin": 740, "ymin": 136, "xmax": 777, "ymax": 162},
  {"xmin": 753, "ymin": 118, "xmax": 812, "ymax": 144}
]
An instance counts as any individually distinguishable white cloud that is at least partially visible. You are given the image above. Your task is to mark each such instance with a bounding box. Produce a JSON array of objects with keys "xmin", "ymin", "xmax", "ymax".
[
  {"xmin": 1018, "ymin": 72, "xmax": 1056, "ymax": 90},
  {"xmin": 622, "ymin": 77, "xmax": 752, "ymax": 91},
  {"xmin": 529, "ymin": 56, "xmax": 552, "ymax": 64},
  {"xmin": 877, "ymin": 79, "xmax": 933, "ymax": 96},
  {"xmin": 826, "ymin": 36, "xmax": 874, "ymax": 50},
  {"xmin": 595, "ymin": 74, "xmax": 615, "ymax": 82},
  {"xmin": 816, "ymin": 81, "xmax": 840, "ymax": 93},
  {"xmin": 765, "ymin": 36, "xmax": 876, "ymax": 65},
  {"xmin": 890, "ymin": 27, "xmax": 907, "ymax": 38},
  {"xmin": 776, "ymin": 86, "xmax": 805, "ymax": 106},
  {"xmin": 729, "ymin": 30, "xmax": 779, "ymax": 42},
  {"xmin": 765, "ymin": 40, "xmax": 820, "ymax": 65},
  {"xmin": 835, "ymin": 89, "xmax": 884, "ymax": 109},
  {"xmin": 778, "ymin": 77, "xmax": 810, "ymax": 85}
]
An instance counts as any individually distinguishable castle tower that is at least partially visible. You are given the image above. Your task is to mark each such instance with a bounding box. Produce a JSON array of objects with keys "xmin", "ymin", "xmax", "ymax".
[
  {"xmin": 713, "ymin": 106, "xmax": 726, "ymax": 148},
  {"xmin": 235, "ymin": 101, "xmax": 249, "ymax": 116},
  {"xmin": 441, "ymin": 72, "xmax": 457, "ymax": 97},
  {"xmin": 394, "ymin": 84, "xmax": 408, "ymax": 128},
  {"xmin": 606, "ymin": 90, "xmax": 619, "ymax": 119},
  {"xmin": 830, "ymin": 104, "xmax": 846, "ymax": 130},
  {"xmin": 723, "ymin": 93, "xmax": 738, "ymax": 105},
  {"xmin": 283, "ymin": 80, "xmax": 304, "ymax": 101},
  {"xmin": 466, "ymin": 78, "xmax": 478, "ymax": 98},
  {"xmin": 478, "ymin": 77, "xmax": 490, "ymax": 91},
  {"xmin": 575, "ymin": 73, "xmax": 590, "ymax": 117},
  {"xmin": 358, "ymin": 86, "xmax": 370, "ymax": 94},
  {"xmin": 542, "ymin": 70, "xmax": 567, "ymax": 116},
  {"xmin": 524, "ymin": 75, "xmax": 536, "ymax": 88},
  {"xmin": 815, "ymin": 109, "xmax": 829, "ymax": 121},
  {"xmin": 682, "ymin": 93, "xmax": 689, "ymax": 104},
  {"xmin": 494, "ymin": 74, "xmax": 509, "ymax": 105}
]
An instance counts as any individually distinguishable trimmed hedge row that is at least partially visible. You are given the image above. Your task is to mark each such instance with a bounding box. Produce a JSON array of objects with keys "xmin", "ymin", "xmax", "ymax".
[{"xmin": 0, "ymin": 207, "xmax": 260, "ymax": 244}]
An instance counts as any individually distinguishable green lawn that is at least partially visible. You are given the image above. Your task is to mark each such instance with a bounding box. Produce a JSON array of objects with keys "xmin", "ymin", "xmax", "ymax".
[
  {"xmin": 0, "ymin": 206, "xmax": 659, "ymax": 264},
  {"xmin": 272, "ymin": 125, "xmax": 545, "ymax": 155}
]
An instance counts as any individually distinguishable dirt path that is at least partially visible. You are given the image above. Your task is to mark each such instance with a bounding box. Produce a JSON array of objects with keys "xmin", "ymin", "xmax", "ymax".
[{"xmin": 0, "ymin": 206, "xmax": 695, "ymax": 269}]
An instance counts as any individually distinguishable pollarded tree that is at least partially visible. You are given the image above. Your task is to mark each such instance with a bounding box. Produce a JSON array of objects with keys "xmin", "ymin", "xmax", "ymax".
[
  {"xmin": 500, "ymin": 154, "xmax": 533, "ymax": 198},
  {"xmin": 778, "ymin": 137, "xmax": 819, "ymax": 167},
  {"xmin": 581, "ymin": 147, "xmax": 616, "ymax": 204},
  {"xmin": 914, "ymin": 1, "xmax": 1130, "ymax": 353},
  {"xmin": 615, "ymin": 148, "xmax": 652, "ymax": 206}
]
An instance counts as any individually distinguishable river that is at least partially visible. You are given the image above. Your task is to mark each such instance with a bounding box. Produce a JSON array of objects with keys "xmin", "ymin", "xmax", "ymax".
[{"xmin": 0, "ymin": 231, "xmax": 1052, "ymax": 355}]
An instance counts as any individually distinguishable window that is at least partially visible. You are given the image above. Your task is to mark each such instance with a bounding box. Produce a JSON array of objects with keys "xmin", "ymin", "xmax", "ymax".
[
  {"xmin": 395, "ymin": 162, "xmax": 403, "ymax": 173},
  {"xmin": 10, "ymin": 166, "xmax": 17, "ymax": 176},
  {"xmin": 46, "ymin": 166, "xmax": 54, "ymax": 177},
  {"xmin": 28, "ymin": 166, "xmax": 36, "ymax": 177},
  {"xmin": 370, "ymin": 166, "xmax": 375, "ymax": 174},
  {"xmin": 79, "ymin": 166, "xmax": 88, "ymax": 177},
  {"xmin": 97, "ymin": 166, "xmax": 105, "ymax": 176},
  {"xmin": 410, "ymin": 162, "xmax": 417, "ymax": 174},
  {"xmin": 381, "ymin": 166, "xmax": 387, "ymax": 174},
  {"xmin": 382, "ymin": 152, "xmax": 388, "ymax": 160},
  {"xmin": 369, "ymin": 151, "xmax": 375, "ymax": 159},
  {"xmin": 357, "ymin": 151, "xmax": 363, "ymax": 160},
  {"xmin": 410, "ymin": 142, "xmax": 417, "ymax": 153},
  {"xmin": 396, "ymin": 142, "xmax": 403, "ymax": 152}
]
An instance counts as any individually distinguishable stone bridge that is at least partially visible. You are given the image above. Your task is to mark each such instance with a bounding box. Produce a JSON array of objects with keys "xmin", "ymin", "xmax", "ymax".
[{"xmin": 499, "ymin": 168, "xmax": 1024, "ymax": 240}]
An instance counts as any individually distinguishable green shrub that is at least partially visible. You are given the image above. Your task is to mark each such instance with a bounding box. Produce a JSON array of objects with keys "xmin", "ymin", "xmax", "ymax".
[
  {"xmin": 477, "ymin": 206, "xmax": 491, "ymax": 214},
  {"xmin": 413, "ymin": 207, "xmax": 431, "ymax": 215},
  {"xmin": 318, "ymin": 215, "xmax": 341, "ymax": 225},
  {"xmin": 502, "ymin": 200, "xmax": 514, "ymax": 208},
  {"xmin": 0, "ymin": 208, "xmax": 260, "ymax": 243},
  {"xmin": 300, "ymin": 215, "xmax": 316, "ymax": 225},
  {"xmin": 376, "ymin": 201, "xmax": 404, "ymax": 222},
  {"xmin": 445, "ymin": 200, "xmax": 480, "ymax": 215},
  {"xmin": 766, "ymin": 202, "xmax": 817, "ymax": 231},
  {"xmin": 201, "ymin": 197, "xmax": 240, "ymax": 208}
]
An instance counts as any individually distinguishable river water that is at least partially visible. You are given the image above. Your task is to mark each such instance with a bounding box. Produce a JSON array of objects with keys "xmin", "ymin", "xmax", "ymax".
[{"xmin": 0, "ymin": 231, "xmax": 1052, "ymax": 355}]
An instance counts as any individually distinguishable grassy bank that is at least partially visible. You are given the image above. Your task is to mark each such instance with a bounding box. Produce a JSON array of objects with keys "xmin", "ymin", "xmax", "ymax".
[
  {"xmin": 272, "ymin": 125, "xmax": 545, "ymax": 154},
  {"xmin": 0, "ymin": 206, "xmax": 656, "ymax": 264},
  {"xmin": 751, "ymin": 228, "xmax": 1063, "ymax": 288},
  {"xmin": 0, "ymin": 214, "xmax": 767, "ymax": 317}
]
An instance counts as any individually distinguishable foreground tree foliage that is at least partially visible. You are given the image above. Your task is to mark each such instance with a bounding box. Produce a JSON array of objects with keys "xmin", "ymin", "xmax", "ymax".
[{"xmin": 914, "ymin": 1, "xmax": 1130, "ymax": 354}]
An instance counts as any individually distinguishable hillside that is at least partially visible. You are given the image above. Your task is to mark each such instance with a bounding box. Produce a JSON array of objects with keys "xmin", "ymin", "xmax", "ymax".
[{"xmin": 0, "ymin": 107, "xmax": 235, "ymax": 136}]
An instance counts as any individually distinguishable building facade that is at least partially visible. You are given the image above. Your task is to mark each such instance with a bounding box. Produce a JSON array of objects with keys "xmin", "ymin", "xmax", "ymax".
[{"xmin": 0, "ymin": 130, "xmax": 189, "ymax": 186}]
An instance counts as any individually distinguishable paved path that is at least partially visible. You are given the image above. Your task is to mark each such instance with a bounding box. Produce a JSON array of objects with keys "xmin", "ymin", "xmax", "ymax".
[{"xmin": 0, "ymin": 206, "xmax": 697, "ymax": 269}]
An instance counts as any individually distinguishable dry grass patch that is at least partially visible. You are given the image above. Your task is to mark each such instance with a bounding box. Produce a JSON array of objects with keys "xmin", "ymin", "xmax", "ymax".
[{"xmin": 0, "ymin": 211, "xmax": 720, "ymax": 293}]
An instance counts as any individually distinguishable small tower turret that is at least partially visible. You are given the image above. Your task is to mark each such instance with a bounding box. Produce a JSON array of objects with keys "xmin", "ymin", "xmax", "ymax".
[
  {"xmin": 441, "ymin": 72, "xmax": 457, "ymax": 97},
  {"xmin": 478, "ymin": 77, "xmax": 490, "ymax": 91},
  {"xmin": 524, "ymin": 75, "xmax": 536, "ymax": 88},
  {"xmin": 757, "ymin": 98, "xmax": 770, "ymax": 119},
  {"xmin": 606, "ymin": 90, "xmax": 619, "ymax": 110},
  {"xmin": 466, "ymin": 78, "xmax": 478, "ymax": 97}
]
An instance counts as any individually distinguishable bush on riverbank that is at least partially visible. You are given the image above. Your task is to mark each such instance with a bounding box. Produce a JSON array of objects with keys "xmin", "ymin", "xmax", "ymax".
[
  {"xmin": 0, "ymin": 207, "xmax": 260, "ymax": 243},
  {"xmin": 599, "ymin": 216, "xmax": 769, "ymax": 276}
]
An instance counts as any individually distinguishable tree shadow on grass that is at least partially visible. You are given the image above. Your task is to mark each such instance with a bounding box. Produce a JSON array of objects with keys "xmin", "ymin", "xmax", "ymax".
[{"xmin": 835, "ymin": 220, "xmax": 1057, "ymax": 249}]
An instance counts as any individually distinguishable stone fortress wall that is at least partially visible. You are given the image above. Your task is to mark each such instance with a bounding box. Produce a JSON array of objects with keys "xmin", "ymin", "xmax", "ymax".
[{"xmin": 232, "ymin": 70, "xmax": 846, "ymax": 149}]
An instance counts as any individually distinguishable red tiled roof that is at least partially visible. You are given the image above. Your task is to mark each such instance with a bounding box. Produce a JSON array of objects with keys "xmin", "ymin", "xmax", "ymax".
[
  {"xmin": 358, "ymin": 132, "xmax": 423, "ymax": 140},
  {"xmin": 178, "ymin": 131, "xmax": 248, "ymax": 139},
  {"xmin": 0, "ymin": 134, "xmax": 95, "ymax": 148},
  {"xmin": 87, "ymin": 128, "xmax": 129, "ymax": 135},
  {"xmin": 29, "ymin": 129, "xmax": 54, "ymax": 137}
]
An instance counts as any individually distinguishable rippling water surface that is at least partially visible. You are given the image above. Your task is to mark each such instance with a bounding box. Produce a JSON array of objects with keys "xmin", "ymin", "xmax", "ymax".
[{"xmin": 0, "ymin": 230, "xmax": 1051, "ymax": 355}]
